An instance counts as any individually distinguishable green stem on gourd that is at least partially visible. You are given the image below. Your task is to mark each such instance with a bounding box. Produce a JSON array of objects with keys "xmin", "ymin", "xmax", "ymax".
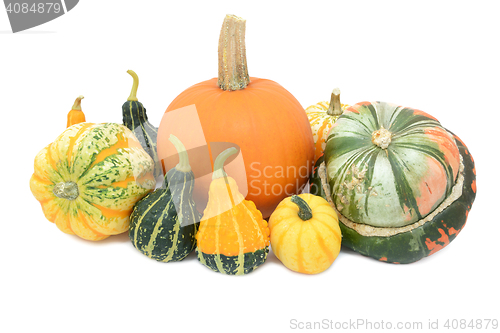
[
  {"xmin": 290, "ymin": 195, "xmax": 313, "ymax": 221},
  {"xmin": 71, "ymin": 95, "xmax": 84, "ymax": 111},
  {"xmin": 217, "ymin": 14, "xmax": 250, "ymax": 91},
  {"xmin": 327, "ymin": 88, "xmax": 342, "ymax": 116},
  {"xmin": 53, "ymin": 181, "xmax": 79, "ymax": 200},
  {"xmin": 169, "ymin": 134, "xmax": 191, "ymax": 172},
  {"xmin": 127, "ymin": 70, "xmax": 139, "ymax": 101},
  {"xmin": 212, "ymin": 147, "xmax": 238, "ymax": 180}
]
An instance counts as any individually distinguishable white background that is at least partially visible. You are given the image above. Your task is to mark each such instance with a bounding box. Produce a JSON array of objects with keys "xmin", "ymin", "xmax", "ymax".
[{"xmin": 1, "ymin": 1, "xmax": 499, "ymax": 332}]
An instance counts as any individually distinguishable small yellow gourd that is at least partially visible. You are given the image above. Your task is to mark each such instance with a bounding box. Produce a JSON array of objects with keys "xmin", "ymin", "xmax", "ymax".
[
  {"xmin": 66, "ymin": 95, "xmax": 86, "ymax": 127},
  {"xmin": 268, "ymin": 193, "xmax": 342, "ymax": 274}
]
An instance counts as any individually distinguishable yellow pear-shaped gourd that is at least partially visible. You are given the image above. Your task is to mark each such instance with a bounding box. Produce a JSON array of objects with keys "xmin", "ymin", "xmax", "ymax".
[{"xmin": 196, "ymin": 147, "xmax": 270, "ymax": 275}]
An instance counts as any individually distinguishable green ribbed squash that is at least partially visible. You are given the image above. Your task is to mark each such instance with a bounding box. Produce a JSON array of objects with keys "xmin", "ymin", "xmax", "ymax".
[
  {"xmin": 129, "ymin": 135, "xmax": 201, "ymax": 262},
  {"xmin": 122, "ymin": 70, "xmax": 162, "ymax": 182},
  {"xmin": 326, "ymin": 101, "xmax": 462, "ymax": 227},
  {"xmin": 312, "ymin": 101, "xmax": 476, "ymax": 263}
]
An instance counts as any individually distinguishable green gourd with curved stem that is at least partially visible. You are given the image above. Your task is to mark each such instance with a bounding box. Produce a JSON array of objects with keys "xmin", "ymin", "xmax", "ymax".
[{"xmin": 122, "ymin": 70, "xmax": 162, "ymax": 182}]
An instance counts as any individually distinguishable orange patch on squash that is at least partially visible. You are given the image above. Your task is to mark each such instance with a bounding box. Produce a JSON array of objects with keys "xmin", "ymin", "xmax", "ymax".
[
  {"xmin": 88, "ymin": 132, "xmax": 142, "ymax": 170},
  {"xmin": 415, "ymin": 157, "xmax": 447, "ymax": 217},
  {"xmin": 314, "ymin": 120, "xmax": 331, "ymax": 162},
  {"xmin": 471, "ymin": 180, "xmax": 476, "ymax": 193},
  {"xmin": 67, "ymin": 123, "xmax": 94, "ymax": 166},
  {"xmin": 345, "ymin": 108, "xmax": 360, "ymax": 114},
  {"xmin": 379, "ymin": 257, "xmax": 388, "ymax": 262},
  {"xmin": 109, "ymin": 176, "xmax": 135, "ymax": 189},
  {"xmin": 357, "ymin": 101, "xmax": 372, "ymax": 107},
  {"xmin": 346, "ymin": 102, "xmax": 370, "ymax": 114},
  {"xmin": 425, "ymin": 228, "xmax": 450, "ymax": 255},
  {"xmin": 92, "ymin": 203, "xmax": 132, "ymax": 220},
  {"xmin": 425, "ymin": 127, "xmax": 460, "ymax": 180},
  {"xmin": 453, "ymin": 134, "xmax": 467, "ymax": 148},
  {"xmin": 413, "ymin": 109, "xmax": 438, "ymax": 121}
]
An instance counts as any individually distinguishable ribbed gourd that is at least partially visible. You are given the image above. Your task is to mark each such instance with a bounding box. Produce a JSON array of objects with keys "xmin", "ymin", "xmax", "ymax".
[
  {"xmin": 30, "ymin": 122, "xmax": 155, "ymax": 241},
  {"xmin": 129, "ymin": 135, "xmax": 201, "ymax": 262},
  {"xmin": 313, "ymin": 101, "xmax": 476, "ymax": 263},
  {"xmin": 67, "ymin": 95, "xmax": 86, "ymax": 127},
  {"xmin": 122, "ymin": 70, "xmax": 162, "ymax": 182},
  {"xmin": 196, "ymin": 148, "xmax": 270, "ymax": 275},
  {"xmin": 305, "ymin": 88, "xmax": 349, "ymax": 162},
  {"xmin": 269, "ymin": 194, "xmax": 342, "ymax": 274}
]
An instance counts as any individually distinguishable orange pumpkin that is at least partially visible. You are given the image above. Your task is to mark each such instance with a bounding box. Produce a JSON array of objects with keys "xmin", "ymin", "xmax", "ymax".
[
  {"xmin": 157, "ymin": 15, "xmax": 314, "ymax": 218},
  {"xmin": 66, "ymin": 95, "xmax": 86, "ymax": 127}
]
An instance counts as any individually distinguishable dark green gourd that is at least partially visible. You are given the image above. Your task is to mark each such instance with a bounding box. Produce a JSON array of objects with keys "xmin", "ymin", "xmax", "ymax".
[
  {"xmin": 129, "ymin": 134, "xmax": 201, "ymax": 262},
  {"xmin": 122, "ymin": 70, "xmax": 162, "ymax": 182}
]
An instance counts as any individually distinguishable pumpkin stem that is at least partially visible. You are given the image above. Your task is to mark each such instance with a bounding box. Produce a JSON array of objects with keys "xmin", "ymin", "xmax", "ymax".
[
  {"xmin": 53, "ymin": 181, "xmax": 79, "ymax": 200},
  {"xmin": 71, "ymin": 95, "xmax": 84, "ymax": 111},
  {"xmin": 212, "ymin": 147, "xmax": 238, "ymax": 180},
  {"xmin": 217, "ymin": 14, "xmax": 250, "ymax": 91},
  {"xmin": 290, "ymin": 195, "xmax": 313, "ymax": 221},
  {"xmin": 371, "ymin": 126, "xmax": 392, "ymax": 149},
  {"xmin": 327, "ymin": 88, "xmax": 342, "ymax": 116},
  {"xmin": 168, "ymin": 134, "xmax": 191, "ymax": 172},
  {"xmin": 127, "ymin": 70, "xmax": 139, "ymax": 101}
]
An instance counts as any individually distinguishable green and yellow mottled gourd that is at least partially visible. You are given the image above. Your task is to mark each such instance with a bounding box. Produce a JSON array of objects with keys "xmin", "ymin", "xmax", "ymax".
[
  {"xmin": 129, "ymin": 135, "xmax": 201, "ymax": 262},
  {"xmin": 196, "ymin": 148, "xmax": 270, "ymax": 275},
  {"xmin": 122, "ymin": 70, "xmax": 162, "ymax": 182},
  {"xmin": 30, "ymin": 122, "xmax": 155, "ymax": 241},
  {"xmin": 317, "ymin": 101, "xmax": 476, "ymax": 263}
]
